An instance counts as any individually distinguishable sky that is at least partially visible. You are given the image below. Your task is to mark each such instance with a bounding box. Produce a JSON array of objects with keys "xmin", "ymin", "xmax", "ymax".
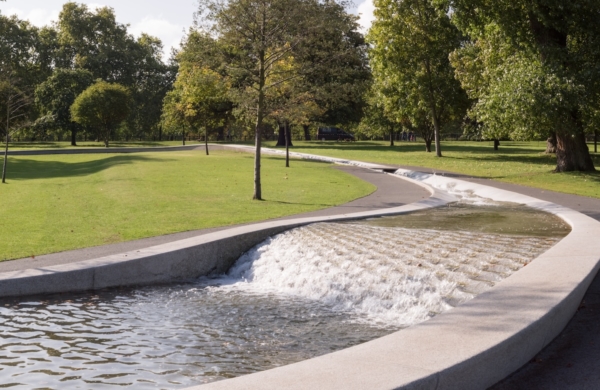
[{"xmin": 0, "ymin": 0, "xmax": 375, "ymax": 60}]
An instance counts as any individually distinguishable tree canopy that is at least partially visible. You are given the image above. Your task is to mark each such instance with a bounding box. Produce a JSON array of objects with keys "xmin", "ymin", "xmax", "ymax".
[{"xmin": 70, "ymin": 80, "xmax": 132, "ymax": 147}]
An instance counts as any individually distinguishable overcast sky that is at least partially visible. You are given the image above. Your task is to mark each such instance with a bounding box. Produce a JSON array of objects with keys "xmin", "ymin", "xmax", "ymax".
[{"xmin": 0, "ymin": 0, "xmax": 375, "ymax": 60}]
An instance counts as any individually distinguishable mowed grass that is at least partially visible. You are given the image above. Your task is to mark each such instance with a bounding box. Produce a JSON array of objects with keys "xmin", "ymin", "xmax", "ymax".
[
  {"xmin": 0, "ymin": 149, "xmax": 375, "ymax": 261},
  {"xmin": 280, "ymin": 140, "xmax": 600, "ymax": 199},
  {"xmin": 5, "ymin": 140, "xmax": 200, "ymax": 150}
]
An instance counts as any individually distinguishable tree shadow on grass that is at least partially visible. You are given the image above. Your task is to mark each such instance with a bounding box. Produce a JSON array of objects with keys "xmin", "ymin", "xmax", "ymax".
[{"xmin": 5, "ymin": 155, "xmax": 168, "ymax": 181}]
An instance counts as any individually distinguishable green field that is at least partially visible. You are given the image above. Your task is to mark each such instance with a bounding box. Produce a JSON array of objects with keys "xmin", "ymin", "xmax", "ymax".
[
  {"xmin": 0, "ymin": 150, "xmax": 374, "ymax": 261},
  {"xmin": 277, "ymin": 140, "xmax": 600, "ymax": 199},
  {"xmin": 4, "ymin": 140, "xmax": 199, "ymax": 149}
]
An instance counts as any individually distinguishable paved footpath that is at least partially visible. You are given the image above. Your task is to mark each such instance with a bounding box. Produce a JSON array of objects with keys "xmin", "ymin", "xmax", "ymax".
[{"xmin": 2, "ymin": 146, "xmax": 600, "ymax": 388}]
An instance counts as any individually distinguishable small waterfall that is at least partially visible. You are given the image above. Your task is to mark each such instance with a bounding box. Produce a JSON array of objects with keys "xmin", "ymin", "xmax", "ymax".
[{"xmin": 225, "ymin": 223, "xmax": 560, "ymax": 328}]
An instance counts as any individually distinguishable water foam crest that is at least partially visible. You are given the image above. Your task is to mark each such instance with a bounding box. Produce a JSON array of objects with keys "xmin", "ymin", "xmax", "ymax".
[{"xmin": 225, "ymin": 223, "xmax": 559, "ymax": 328}]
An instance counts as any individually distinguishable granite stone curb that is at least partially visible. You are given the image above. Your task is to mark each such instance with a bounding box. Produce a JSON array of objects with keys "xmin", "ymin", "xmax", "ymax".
[{"xmin": 183, "ymin": 148, "xmax": 600, "ymax": 390}]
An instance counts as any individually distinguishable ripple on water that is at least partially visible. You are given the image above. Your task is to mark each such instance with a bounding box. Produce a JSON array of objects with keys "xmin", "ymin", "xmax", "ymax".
[{"xmin": 0, "ymin": 205, "xmax": 568, "ymax": 388}]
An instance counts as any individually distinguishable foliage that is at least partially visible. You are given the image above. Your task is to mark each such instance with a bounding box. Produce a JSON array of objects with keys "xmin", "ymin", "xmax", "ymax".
[
  {"xmin": 447, "ymin": 0, "xmax": 599, "ymax": 171},
  {"xmin": 162, "ymin": 63, "xmax": 230, "ymax": 145},
  {"xmin": 368, "ymin": 0, "xmax": 469, "ymax": 157},
  {"xmin": 34, "ymin": 68, "xmax": 94, "ymax": 145},
  {"xmin": 70, "ymin": 80, "xmax": 132, "ymax": 147}
]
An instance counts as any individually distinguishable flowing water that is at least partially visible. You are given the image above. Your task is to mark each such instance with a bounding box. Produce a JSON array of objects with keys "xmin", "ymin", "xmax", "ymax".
[{"xmin": 0, "ymin": 203, "xmax": 570, "ymax": 388}]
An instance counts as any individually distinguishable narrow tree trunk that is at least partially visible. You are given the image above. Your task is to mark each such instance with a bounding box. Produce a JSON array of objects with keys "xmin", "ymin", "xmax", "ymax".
[
  {"xmin": 71, "ymin": 129, "xmax": 77, "ymax": 146},
  {"xmin": 389, "ymin": 125, "xmax": 395, "ymax": 146},
  {"xmin": 285, "ymin": 122, "xmax": 290, "ymax": 168},
  {"xmin": 431, "ymin": 114, "xmax": 442, "ymax": 157},
  {"xmin": 104, "ymin": 128, "xmax": 109, "ymax": 148},
  {"xmin": 2, "ymin": 130, "xmax": 8, "ymax": 183},
  {"xmin": 493, "ymin": 139, "xmax": 500, "ymax": 150},
  {"xmin": 205, "ymin": 123, "xmax": 209, "ymax": 156},
  {"xmin": 545, "ymin": 133, "xmax": 557, "ymax": 154},
  {"xmin": 555, "ymin": 131, "xmax": 596, "ymax": 172},
  {"xmin": 595, "ymin": 130, "xmax": 598, "ymax": 153},
  {"xmin": 303, "ymin": 124, "xmax": 311, "ymax": 141},
  {"xmin": 158, "ymin": 124, "xmax": 162, "ymax": 141},
  {"xmin": 182, "ymin": 128, "xmax": 186, "ymax": 146},
  {"xmin": 254, "ymin": 105, "xmax": 263, "ymax": 200}
]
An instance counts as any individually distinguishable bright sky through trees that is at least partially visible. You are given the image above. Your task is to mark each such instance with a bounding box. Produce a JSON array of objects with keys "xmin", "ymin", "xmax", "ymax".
[{"xmin": 0, "ymin": 0, "xmax": 375, "ymax": 58}]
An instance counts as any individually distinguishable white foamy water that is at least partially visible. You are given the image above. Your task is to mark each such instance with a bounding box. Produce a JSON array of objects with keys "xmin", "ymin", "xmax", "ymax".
[{"xmin": 223, "ymin": 223, "xmax": 560, "ymax": 328}]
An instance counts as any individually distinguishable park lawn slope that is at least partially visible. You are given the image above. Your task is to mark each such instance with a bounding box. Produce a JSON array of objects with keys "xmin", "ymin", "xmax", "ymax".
[
  {"xmin": 0, "ymin": 150, "xmax": 375, "ymax": 261},
  {"xmin": 284, "ymin": 141, "xmax": 600, "ymax": 199}
]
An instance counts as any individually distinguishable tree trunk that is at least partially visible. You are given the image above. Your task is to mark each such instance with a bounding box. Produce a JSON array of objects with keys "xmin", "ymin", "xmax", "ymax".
[
  {"xmin": 205, "ymin": 123, "xmax": 209, "ymax": 155},
  {"xmin": 425, "ymin": 139, "xmax": 432, "ymax": 153},
  {"xmin": 285, "ymin": 122, "xmax": 290, "ymax": 168},
  {"xmin": 158, "ymin": 124, "xmax": 162, "ymax": 141},
  {"xmin": 2, "ymin": 130, "xmax": 8, "ymax": 183},
  {"xmin": 545, "ymin": 133, "xmax": 557, "ymax": 154},
  {"xmin": 104, "ymin": 128, "xmax": 109, "ymax": 148},
  {"xmin": 182, "ymin": 129, "xmax": 186, "ymax": 146},
  {"xmin": 555, "ymin": 131, "xmax": 596, "ymax": 172},
  {"xmin": 431, "ymin": 114, "xmax": 442, "ymax": 157},
  {"xmin": 389, "ymin": 125, "xmax": 395, "ymax": 146},
  {"xmin": 253, "ymin": 104, "xmax": 263, "ymax": 200},
  {"xmin": 303, "ymin": 124, "xmax": 311, "ymax": 141},
  {"xmin": 71, "ymin": 129, "xmax": 77, "ymax": 146},
  {"xmin": 493, "ymin": 139, "xmax": 500, "ymax": 150},
  {"xmin": 275, "ymin": 124, "xmax": 293, "ymax": 147},
  {"xmin": 595, "ymin": 130, "xmax": 598, "ymax": 154}
]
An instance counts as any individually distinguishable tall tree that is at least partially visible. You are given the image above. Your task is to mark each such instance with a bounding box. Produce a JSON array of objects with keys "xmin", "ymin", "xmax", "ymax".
[
  {"xmin": 198, "ymin": 0, "xmax": 325, "ymax": 200},
  {"xmin": 368, "ymin": 0, "xmax": 468, "ymax": 157},
  {"xmin": 448, "ymin": 0, "xmax": 598, "ymax": 172},
  {"xmin": 34, "ymin": 68, "xmax": 94, "ymax": 146},
  {"xmin": 70, "ymin": 80, "xmax": 132, "ymax": 147}
]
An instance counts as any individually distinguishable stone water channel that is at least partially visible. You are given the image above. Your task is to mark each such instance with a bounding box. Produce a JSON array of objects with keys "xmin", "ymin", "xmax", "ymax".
[{"xmin": 0, "ymin": 203, "xmax": 569, "ymax": 389}]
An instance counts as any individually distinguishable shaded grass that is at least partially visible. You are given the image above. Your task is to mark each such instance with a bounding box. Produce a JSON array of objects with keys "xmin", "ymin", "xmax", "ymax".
[
  {"xmin": 277, "ymin": 140, "xmax": 600, "ymax": 199},
  {"xmin": 4, "ymin": 140, "xmax": 201, "ymax": 150},
  {"xmin": 0, "ymin": 150, "xmax": 375, "ymax": 261}
]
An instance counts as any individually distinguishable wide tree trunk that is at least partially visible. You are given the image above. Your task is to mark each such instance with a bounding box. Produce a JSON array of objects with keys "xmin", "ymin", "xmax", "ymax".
[
  {"xmin": 555, "ymin": 131, "xmax": 595, "ymax": 172},
  {"xmin": 545, "ymin": 133, "xmax": 557, "ymax": 154},
  {"xmin": 389, "ymin": 125, "xmax": 395, "ymax": 146},
  {"xmin": 71, "ymin": 129, "xmax": 77, "ymax": 146},
  {"xmin": 275, "ymin": 124, "xmax": 293, "ymax": 147},
  {"xmin": 432, "ymin": 115, "xmax": 442, "ymax": 157},
  {"xmin": 303, "ymin": 125, "xmax": 311, "ymax": 141},
  {"xmin": 493, "ymin": 139, "xmax": 500, "ymax": 150},
  {"xmin": 424, "ymin": 139, "xmax": 432, "ymax": 153}
]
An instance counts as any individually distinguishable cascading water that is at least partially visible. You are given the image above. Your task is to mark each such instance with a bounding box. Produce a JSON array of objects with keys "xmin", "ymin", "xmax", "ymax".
[{"xmin": 0, "ymin": 203, "xmax": 569, "ymax": 388}]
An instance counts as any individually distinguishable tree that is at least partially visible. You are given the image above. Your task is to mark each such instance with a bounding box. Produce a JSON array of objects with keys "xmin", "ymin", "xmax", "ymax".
[
  {"xmin": 162, "ymin": 63, "xmax": 230, "ymax": 154},
  {"xmin": 70, "ymin": 81, "xmax": 132, "ymax": 147},
  {"xmin": 448, "ymin": 0, "xmax": 598, "ymax": 172},
  {"xmin": 35, "ymin": 68, "xmax": 94, "ymax": 146},
  {"xmin": 199, "ymin": 0, "xmax": 326, "ymax": 200},
  {"xmin": 368, "ymin": 0, "xmax": 468, "ymax": 157},
  {"xmin": 1, "ymin": 71, "xmax": 32, "ymax": 183}
]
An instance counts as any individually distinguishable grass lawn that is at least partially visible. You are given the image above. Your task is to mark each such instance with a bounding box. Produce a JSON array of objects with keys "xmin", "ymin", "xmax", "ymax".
[
  {"xmin": 273, "ymin": 140, "xmax": 600, "ymax": 199},
  {"xmin": 4, "ymin": 140, "xmax": 200, "ymax": 150},
  {"xmin": 0, "ymin": 149, "xmax": 374, "ymax": 261}
]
